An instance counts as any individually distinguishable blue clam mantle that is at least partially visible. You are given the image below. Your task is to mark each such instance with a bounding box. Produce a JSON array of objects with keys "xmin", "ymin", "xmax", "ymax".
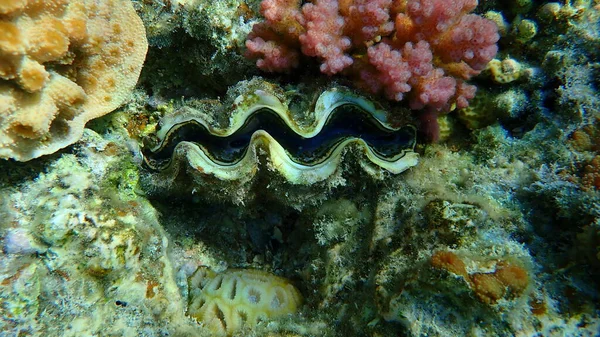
[{"xmin": 142, "ymin": 86, "xmax": 418, "ymax": 185}]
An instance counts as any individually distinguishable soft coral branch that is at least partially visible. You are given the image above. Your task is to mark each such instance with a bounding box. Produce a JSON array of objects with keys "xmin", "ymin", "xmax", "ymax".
[{"xmin": 245, "ymin": 0, "xmax": 499, "ymax": 112}]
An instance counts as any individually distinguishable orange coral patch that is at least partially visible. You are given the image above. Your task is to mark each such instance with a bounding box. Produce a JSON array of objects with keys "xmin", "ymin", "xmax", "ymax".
[
  {"xmin": 570, "ymin": 129, "xmax": 593, "ymax": 151},
  {"xmin": 431, "ymin": 251, "xmax": 469, "ymax": 279},
  {"xmin": 394, "ymin": 13, "xmax": 416, "ymax": 45},
  {"xmin": 529, "ymin": 298, "xmax": 547, "ymax": 316},
  {"xmin": 582, "ymin": 155, "xmax": 600, "ymax": 190},
  {"xmin": 433, "ymin": 251, "xmax": 531, "ymax": 305},
  {"xmin": 470, "ymin": 272, "xmax": 506, "ymax": 304},
  {"xmin": 494, "ymin": 262, "xmax": 529, "ymax": 295}
]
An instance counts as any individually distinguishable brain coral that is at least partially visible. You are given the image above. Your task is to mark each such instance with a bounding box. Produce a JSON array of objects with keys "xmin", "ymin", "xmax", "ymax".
[
  {"xmin": 187, "ymin": 268, "xmax": 303, "ymax": 335},
  {"xmin": 0, "ymin": 0, "xmax": 147, "ymax": 161}
]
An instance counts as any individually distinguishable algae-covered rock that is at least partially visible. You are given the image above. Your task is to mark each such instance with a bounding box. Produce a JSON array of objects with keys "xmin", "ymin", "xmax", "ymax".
[
  {"xmin": 0, "ymin": 132, "xmax": 187, "ymax": 336},
  {"xmin": 138, "ymin": 0, "xmax": 256, "ymax": 98}
]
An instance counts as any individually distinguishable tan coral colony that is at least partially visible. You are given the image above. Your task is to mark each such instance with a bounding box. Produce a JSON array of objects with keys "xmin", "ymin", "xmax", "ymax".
[{"xmin": 0, "ymin": 0, "xmax": 147, "ymax": 161}]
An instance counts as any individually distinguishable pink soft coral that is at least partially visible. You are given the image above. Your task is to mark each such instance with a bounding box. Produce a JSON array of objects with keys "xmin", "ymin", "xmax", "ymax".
[
  {"xmin": 245, "ymin": 23, "xmax": 300, "ymax": 73},
  {"xmin": 299, "ymin": 0, "xmax": 353, "ymax": 74},
  {"xmin": 245, "ymin": 0, "xmax": 499, "ymax": 112},
  {"xmin": 434, "ymin": 14, "xmax": 500, "ymax": 71},
  {"xmin": 244, "ymin": 0, "xmax": 304, "ymax": 73},
  {"xmin": 365, "ymin": 43, "xmax": 411, "ymax": 101},
  {"xmin": 341, "ymin": 0, "xmax": 394, "ymax": 47}
]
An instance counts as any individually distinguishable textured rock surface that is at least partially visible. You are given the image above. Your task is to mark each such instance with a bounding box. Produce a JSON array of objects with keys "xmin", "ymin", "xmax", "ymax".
[{"xmin": 0, "ymin": 131, "xmax": 186, "ymax": 336}]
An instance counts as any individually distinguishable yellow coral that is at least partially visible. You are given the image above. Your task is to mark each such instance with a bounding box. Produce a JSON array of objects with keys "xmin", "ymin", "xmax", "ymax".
[
  {"xmin": 513, "ymin": 19, "xmax": 537, "ymax": 43},
  {"xmin": 456, "ymin": 88, "xmax": 497, "ymax": 130},
  {"xmin": 0, "ymin": 0, "xmax": 27, "ymax": 15},
  {"xmin": 0, "ymin": 0, "xmax": 147, "ymax": 161},
  {"xmin": 484, "ymin": 11, "xmax": 508, "ymax": 36},
  {"xmin": 188, "ymin": 268, "xmax": 303, "ymax": 336},
  {"xmin": 487, "ymin": 58, "xmax": 523, "ymax": 84},
  {"xmin": 436, "ymin": 115, "xmax": 455, "ymax": 141}
]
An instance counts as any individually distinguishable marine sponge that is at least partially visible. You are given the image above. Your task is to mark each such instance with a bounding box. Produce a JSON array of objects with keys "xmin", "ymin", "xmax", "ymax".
[
  {"xmin": 187, "ymin": 267, "xmax": 303, "ymax": 335},
  {"xmin": 0, "ymin": 0, "xmax": 147, "ymax": 161}
]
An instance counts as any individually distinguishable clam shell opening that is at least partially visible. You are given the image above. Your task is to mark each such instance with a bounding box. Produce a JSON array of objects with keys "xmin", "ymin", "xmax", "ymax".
[{"xmin": 142, "ymin": 88, "xmax": 419, "ymax": 185}]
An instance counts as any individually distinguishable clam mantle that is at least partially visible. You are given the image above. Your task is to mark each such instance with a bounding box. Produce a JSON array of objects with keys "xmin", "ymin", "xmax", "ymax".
[{"xmin": 140, "ymin": 80, "xmax": 418, "ymax": 203}]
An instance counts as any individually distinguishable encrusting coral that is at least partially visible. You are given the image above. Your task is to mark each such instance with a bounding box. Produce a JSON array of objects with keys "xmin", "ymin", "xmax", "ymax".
[
  {"xmin": 0, "ymin": 0, "xmax": 147, "ymax": 161},
  {"xmin": 431, "ymin": 251, "xmax": 530, "ymax": 304},
  {"xmin": 245, "ymin": 0, "xmax": 499, "ymax": 113}
]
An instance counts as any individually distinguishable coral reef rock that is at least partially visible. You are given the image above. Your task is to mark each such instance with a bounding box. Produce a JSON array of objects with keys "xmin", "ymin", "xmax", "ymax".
[{"xmin": 0, "ymin": 131, "xmax": 187, "ymax": 336}]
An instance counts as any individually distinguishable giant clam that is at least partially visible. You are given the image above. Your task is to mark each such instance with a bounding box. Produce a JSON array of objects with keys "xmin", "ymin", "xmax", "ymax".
[{"xmin": 140, "ymin": 79, "xmax": 418, "ymax": 205}]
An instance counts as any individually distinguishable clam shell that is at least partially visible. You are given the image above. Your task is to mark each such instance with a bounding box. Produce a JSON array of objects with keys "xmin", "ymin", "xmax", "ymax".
[{"xmin": 140, "ymin": 80, "xmax": 418, "ymax": 204}]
